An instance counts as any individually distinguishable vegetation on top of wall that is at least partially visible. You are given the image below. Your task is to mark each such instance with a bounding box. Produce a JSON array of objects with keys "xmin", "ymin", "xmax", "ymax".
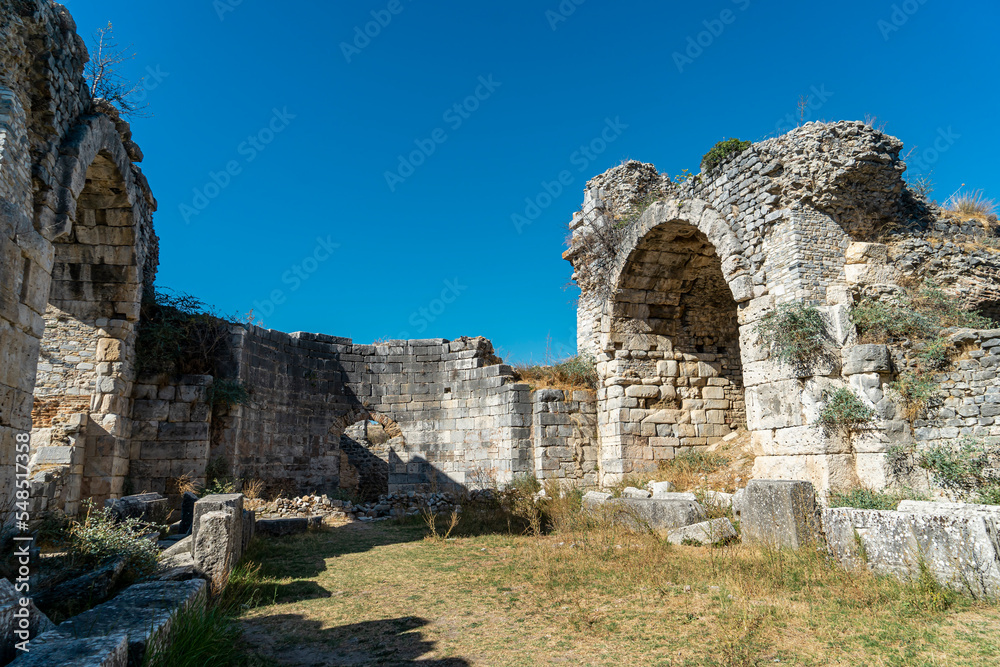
[
  {"xmin": 701, "ymin": 138, "xmax": 752, "ymax": 172},
  {"xmin": 818, "ymin": 387, "xmax": 876, "ymax": 436},
  {"xmin": 754, "ymin": 303, "xmax": 829, "ymax": 367},
  {"xmin": 944, "ymin": 187, "xmax": 998, "ymax": 220},
  {"xmin": 514, "ymin": 354, "xmax": 599, "ymax": 391},
  {"xmin": 135, "ymin": 288, "xmax": 243, "ymax": 378}
]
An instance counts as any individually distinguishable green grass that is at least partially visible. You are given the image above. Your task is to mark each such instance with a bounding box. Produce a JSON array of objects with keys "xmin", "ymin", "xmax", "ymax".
[
  {"xmin": 828, "ymin": 488, "xmax": 927, "ymax": 511},
  {"xmin": 230, "ymin": 519, "xmax": 1000, "ymax": 666}
]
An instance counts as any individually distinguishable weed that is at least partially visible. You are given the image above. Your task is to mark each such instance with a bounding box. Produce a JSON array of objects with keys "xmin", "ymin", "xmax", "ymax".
[
  {"xmin": 889, "ymin": 373, "xmax": 938, "ymax": 420},
  {"xmin": 945, "ymin": 186, "xmax": 998, "ymax": 219},
  {"xmin": 818, "ymin": 388, "xmax": 876, "ymax": 436},
  {"xmin": 828, "ymin": 487, "xmax": 926, "ymax": 510},
  {"xmin": 917, "ymin": 438, "xmax": 995, "ymax": 494},
  {"xmin": 209, "ymin": 379, "xmax": 250, "ymax": 410},
  {"xmin": 701, "ymin": 138, "xmax": 752, "ymax": 173},
  {"xmin": 754, "ymin": 303, "xmax": 828, "ymax": 367},
  {"xmin": 68, "ymin": 500, "xmax": 159, "ymax": 581}
]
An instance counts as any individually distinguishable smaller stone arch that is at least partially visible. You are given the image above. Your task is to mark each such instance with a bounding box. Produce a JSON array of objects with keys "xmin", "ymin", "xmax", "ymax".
[{"xmin": 331, "ymin": 408, "xmax": 404, "ymax": 500}]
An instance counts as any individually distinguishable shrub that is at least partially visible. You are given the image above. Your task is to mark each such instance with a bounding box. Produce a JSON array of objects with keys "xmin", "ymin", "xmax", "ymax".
[
  {"xmin": 889, "ymin": 373, "xmax": 937, "ymax": 420},
  {"xmin": 701, "ymin": 138, "xmax": 752, "ymax": 172},
  {"xmin": 754, "ymin": 303, "xmax": 828, "ymax": 366},
  {"xmin": 916, "ymin": 438, "xmax": 993, "ymax": 493},
  {"xmin": 136, "ymin": 288, "xmax": 240, "ymax": 377},
  {"xmin": 818, "ymin": 388, "xmax": 876, "ymax": 435},
  {"xmin": 209, "ymin": 379, "xmax": 250, "ymax": 409},
  {"xmin": 849, "ymin": 299, "xmax": 930, "ymax": 344},
  {"xmin": 69, "ymin": 501, "xmax": 159, "ymax": 580}
]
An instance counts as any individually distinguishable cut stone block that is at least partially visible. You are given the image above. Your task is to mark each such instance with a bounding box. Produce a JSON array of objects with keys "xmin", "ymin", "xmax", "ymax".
[
  {"xmin": 25, "ymin": 580, "xmax": 206, "ymax": 666},
  {"xmin": 822, "ymin": 507, "xmax": 1000, "ymax": 599},
  {"xmin": 597, "ymin": 498, "xmax": 706, "ymax": 533},
  {"xmin": 8, "ymin": 633, "xmax": 128, "ymax": 667},
  {"xmin": 667, "ymin": 518, "xmax": 738, "ymax": 546},
  {"xmin": 105, "ymin": 493, "xmax": 167, "ymax": 522},
  {"xmin": 740, "ymin": 480, "xmax": 823, "ymax": 549},
  {"xmin": 256, "ymin": 517, "xmax": 308, "ymax": 537},
  {"xmin": 582, "ymin": 491, "xmax": 612, "ymax": 506},
  {"xmin": 703, "ymin": 490, "xmax": 734, "ymax": 509},
  {"xmin": 646, "ymin": 480, "xmax": 676, "ymax": 495},
  {"xmin": 651, "ymin": 491, "xmax": 697, "ymax": 502},
  {"xmin": 897, "ymin": 500, "xmax": 1000, "ymax": 519},
  {"xmin": 621, "ymin": 486, "xmax": 651, "ymax": 499},
  {"xmin": 843, "ymin": 344, "xmax": 892, "ymax": 375}
]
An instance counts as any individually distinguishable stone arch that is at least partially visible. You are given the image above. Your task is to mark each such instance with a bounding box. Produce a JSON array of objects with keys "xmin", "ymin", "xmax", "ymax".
[
  {"xmin": 29, "ymin": 119, "xmax": 148, "ymax": 509},
  {"xmin": 596, "ymin": 200, "xmax": 751, "ymax": 484}
]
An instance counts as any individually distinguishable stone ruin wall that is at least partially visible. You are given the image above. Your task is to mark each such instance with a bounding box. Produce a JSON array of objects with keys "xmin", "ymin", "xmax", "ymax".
[
  {"xmin": 1, "ymin": 1, "xmax": 158, "ymax": 517},
  {"xmin": 566, "ymin": 120, "xmax": 1000, "ymax": 496},
  {"xmin": 7, "ymin": 1, "xmax": 1000, "ymax": 523}
]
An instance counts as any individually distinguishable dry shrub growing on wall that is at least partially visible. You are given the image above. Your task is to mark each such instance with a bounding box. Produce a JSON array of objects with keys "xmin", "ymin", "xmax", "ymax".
[
  {"xmin": 136, "ymin": 289, "xmax": 243, "ymax": 377},
  {"xmin": 514, "ymin": 354, "xmax": 599, "ymax": 391}
]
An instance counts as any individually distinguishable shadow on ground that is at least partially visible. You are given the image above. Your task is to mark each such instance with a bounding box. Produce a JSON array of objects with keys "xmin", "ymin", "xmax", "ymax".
[{"xmin": 241, "ymin": 614, "xmax": 471, "ymax": 666}]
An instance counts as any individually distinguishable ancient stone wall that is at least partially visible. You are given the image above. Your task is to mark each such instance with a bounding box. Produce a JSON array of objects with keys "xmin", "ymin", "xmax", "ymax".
[
  {"xmin": 565, "ymin": 121, "xmax": 1000, "ymax": 494},
  {"xmin": 530, "ymin": 388, "xmax": 598, "ymax": 486},
  {"xmin": 129, "ymin": 375, "xmax": 213, "ymax": 504},
  {"xmin": 0, "ymin": 0, "xmax": 158, "ymax": 515}
]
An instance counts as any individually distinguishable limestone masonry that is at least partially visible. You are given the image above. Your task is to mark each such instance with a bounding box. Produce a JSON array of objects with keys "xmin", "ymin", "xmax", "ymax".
[{"xmin": 5, "ymin": 0, "xmax": 1000, "ymax": 521}]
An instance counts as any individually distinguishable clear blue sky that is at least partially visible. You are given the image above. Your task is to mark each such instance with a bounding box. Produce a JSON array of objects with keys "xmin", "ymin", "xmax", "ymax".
[{"xmin": 62, "ymin": 0, "xmax": 1000, "ymax": 363}]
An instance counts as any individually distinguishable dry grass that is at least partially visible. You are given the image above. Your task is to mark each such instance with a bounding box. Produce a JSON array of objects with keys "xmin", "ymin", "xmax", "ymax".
[
  {"xmin": 513, "ymin": 355, "xmax": 598, "ymax": 392},
  {"xmin": 241, "ymin": 478, "xmax": 265, "ymax": 500},
  {"xmin": 237, "ymin": 517, "xmax": 1000, "ymax": 666},
  {"xmin": 945, "ymin": 187, "xmax": 998, "ymax": 220}
]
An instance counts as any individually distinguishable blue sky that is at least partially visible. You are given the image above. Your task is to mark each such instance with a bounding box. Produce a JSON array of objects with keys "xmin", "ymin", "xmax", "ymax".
[{"xmin": 62, "ymin": 0, "xmax": 1000, "ymax": 363}]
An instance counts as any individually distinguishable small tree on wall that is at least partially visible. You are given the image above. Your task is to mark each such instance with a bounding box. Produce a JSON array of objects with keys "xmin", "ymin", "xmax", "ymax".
[{"xmin": 84, "ymin": 22, "xmax": 149, "ymax": 118}]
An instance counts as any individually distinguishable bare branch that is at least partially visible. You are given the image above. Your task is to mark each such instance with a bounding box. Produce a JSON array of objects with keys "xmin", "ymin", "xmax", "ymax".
[{"xmin": 84, "ymin": 22, "xmax": 150, "ymax": 119}]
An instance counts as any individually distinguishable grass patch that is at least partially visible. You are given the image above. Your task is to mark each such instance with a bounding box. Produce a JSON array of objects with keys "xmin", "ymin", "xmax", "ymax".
[
  {"xmin": 828, "ymin": 487, "xmax": 927, "ymax": 510},
  {"xmin": 514, "ymin": 354, "xmax": 598, "ymax": 391},
  {"xmin": 235, "ymin": 517, "xmax": 1000, "ymax": 666},
  {"xmin": 945, "ymin": 187, "xmax": 998, "ymax": 220}
]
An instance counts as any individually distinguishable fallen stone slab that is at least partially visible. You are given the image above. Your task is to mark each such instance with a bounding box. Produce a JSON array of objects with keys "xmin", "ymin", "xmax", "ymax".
[
  {"xmin": 31, "ymin": 579, "xmax": 206, "ymax": 666},
  {"xmin": 596, "ymin": 498, "xmax": 707, "ymax": 533},
  {"xmin": 666, "ymin": 518, "xmax": 738, "ymax": 546},
  {"xmin": 256, "ymin": 517, "xmax": 309, "ymax": 537},
  {"xmin": 740, "ymin": 480, "xmax": 823, "ymax": 549},
  {"xmin": 0, "ymin": 579, "xmax": 55, "ymax": 664},
  {"xmin": 621, "ymin": 486, "xmax": 651, "ymax": 499},
  {"xmin": 582, "ymin": 491, "xmax": 612, "ymax": 506},
  {"xmin": 647, "ymin": 481, "xmax": 676, "ymax": 495},
  {"xmin": 703, "ymin": 490, "xmax": 734, "ymax": 509},
  {"xmin": 9, "ymin": 633, "xmax": 128, "ymax": 667},
  {"xmin": 106, "ymin": 493, "xmax": 167, "ymax": 522},
  {"xmin": 732, "ymin": 488, "xmax": 747, "ymax": 517},
  {"xmin": 822, "ymin": 507, "xmax": 1000, "ymax": 599},
  {"xmin": 30, "ymin": 558, "xmax": 126, "ymax": 614}
]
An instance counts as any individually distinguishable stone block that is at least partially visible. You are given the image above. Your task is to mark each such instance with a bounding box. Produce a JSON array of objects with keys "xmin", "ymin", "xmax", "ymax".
[
  {"xmin": 822, "ymin": 507, "xmax": 1000, "ymax": 599},
  {"xmin": 105, "ymin": 493, "xmax": 167, "ymax": 522},
  {"xmin": 740, "ymin": 480, "xmax": 823, "ymax": 549},
  {"xmin": 34, "ymin": 580, "xmax": 206, "ymax": 666},
  {"xmin": 193, "ymin": 511, "xmax": 234, "ymax": 588},
  {"xmin": 596, "ymin": 497, "xmax": 706, "ymax": 533},
  {"xmin": 621, "ymin": 486, "xmax": 651, "ymax": 499},
  {"xmin": 582, "ymin": 491, "xmax": 612, "ymax": 506},
  {"xmin": 666, "ymin": 518, "xmax": 738, "ymax": 546},
  {"xmin": 843, "ymin": 344, "xmax": 892, "ymax": 375},
  {"xmin": 256, "ymin": 517, "xmax": 308, "ymax": 536},
  {"xmin": 8, "ymin": 633, "xmax": 128, "ymax": 667},
  {"xmin": 647, "ymin": 480, "xmax": 675, "ymax": 495}
]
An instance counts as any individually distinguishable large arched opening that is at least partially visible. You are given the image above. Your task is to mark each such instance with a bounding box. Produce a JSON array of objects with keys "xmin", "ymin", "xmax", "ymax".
[
  {"xmin": 29, "ymin": 149, "xmax": 143, "ymax": 513},
  {"xmin": 598, "ymin": 212, "xmax": 746, "ymax": 482}
]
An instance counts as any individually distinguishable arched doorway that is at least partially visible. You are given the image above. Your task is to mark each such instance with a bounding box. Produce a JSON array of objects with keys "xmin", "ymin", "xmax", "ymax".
[{"xmin": 597, "ymin": 209, "xmax": 747, "ymax": 484}]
